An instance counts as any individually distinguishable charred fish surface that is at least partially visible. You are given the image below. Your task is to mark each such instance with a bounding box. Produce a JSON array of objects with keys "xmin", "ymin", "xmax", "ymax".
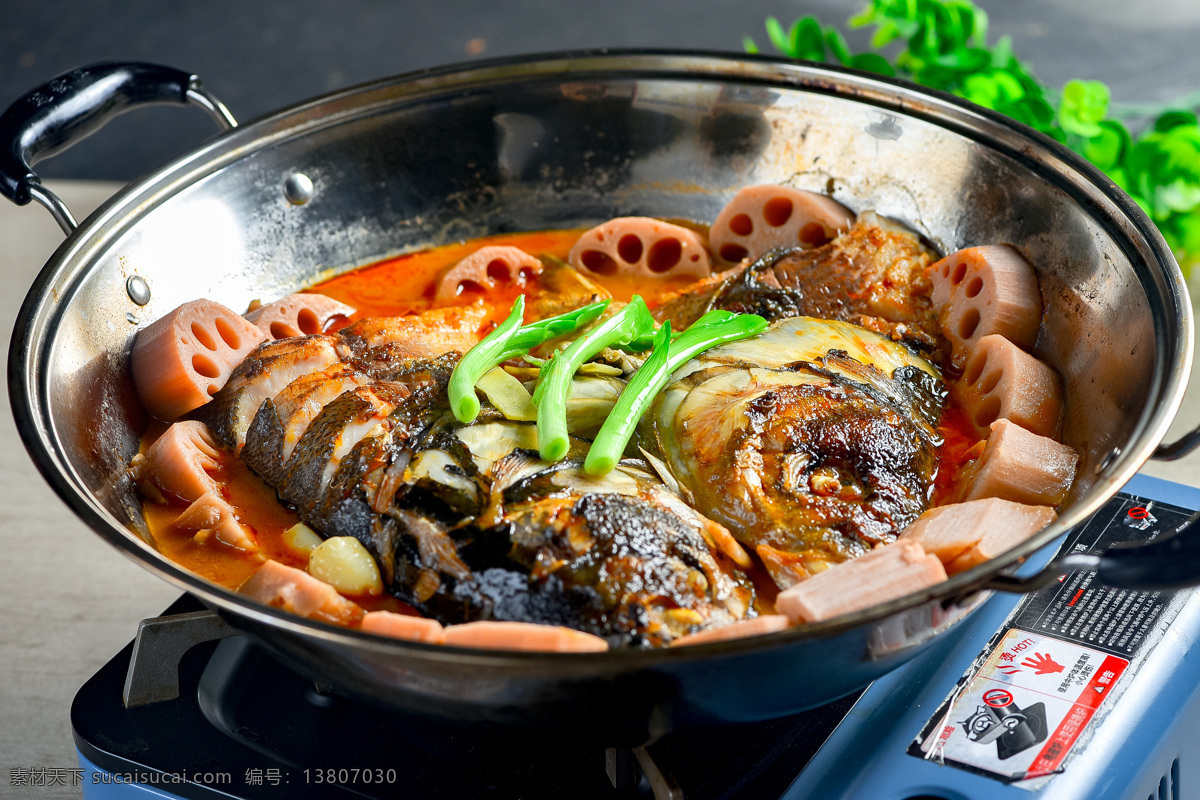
[
  {"xmin": 379, "ymin": 423, "xmax": 753, "ymax": 648},
  {"xmin": 208, "ymin": 323, "xmax": 753, "ymax": 647},
  {"xmin": 452, "ymin": 491, "xmax": 747, "ymax": 647},
  {"xmin": 655, "ymin": 213, "xmax": 940, "ymax": 356},
  {"xmin": 651, "ymin": 316, "xmax": 945, "ymax": 589}
]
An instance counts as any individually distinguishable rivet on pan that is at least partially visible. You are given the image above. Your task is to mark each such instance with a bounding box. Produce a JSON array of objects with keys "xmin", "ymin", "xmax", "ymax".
[
  {"xmin": 1097, "ymin": 447, "xmax": 1121, "ymax": 474},
  {"xmin": 865, "ymin": 114, "xmax": 902, "ymax": 141},
  {"xmin": 283, "ymin": 172, "xmax": 315, "ymax": 205},
  {"xmin": 126, "ymin": 275, "xmax": 151, "ymax": 305},
  {"xmin": 125, "ymin": 312, "xmax": 139, "ymax": 325}
]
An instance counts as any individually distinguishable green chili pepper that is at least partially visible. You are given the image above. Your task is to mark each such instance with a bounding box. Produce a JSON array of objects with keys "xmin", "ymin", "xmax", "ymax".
[
  {"xmin": 583, "ymin": 311, "xmax": 769, "ymax": 475},
  {"xmin": 584, "ymin": 322, "xmax": 672, "ymax": 476},
  {"xmin": 535, "ymin": 296, "xmax": 655, "ymax": 461}
]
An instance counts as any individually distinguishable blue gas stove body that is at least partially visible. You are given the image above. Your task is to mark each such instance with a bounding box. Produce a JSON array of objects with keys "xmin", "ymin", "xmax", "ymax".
[{"xmin": 789, "ymin": 474, "xmax": 1200, "ymax": 800}]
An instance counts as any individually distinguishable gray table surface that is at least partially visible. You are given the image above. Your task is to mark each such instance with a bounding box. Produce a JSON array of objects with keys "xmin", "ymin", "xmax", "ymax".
[
  {"xmin": 5, "ymin": 1, "xmax": 1200, "ymax": 797},
  {"xmin": 0, "ymin": 181, "xmax": 179, "ymax": 799}
]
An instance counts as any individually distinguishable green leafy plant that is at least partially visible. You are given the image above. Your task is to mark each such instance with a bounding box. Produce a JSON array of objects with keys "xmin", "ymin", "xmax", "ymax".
[{"xmin": 746, "ymin": 0, "xmax": 1200, "ymax": 273}]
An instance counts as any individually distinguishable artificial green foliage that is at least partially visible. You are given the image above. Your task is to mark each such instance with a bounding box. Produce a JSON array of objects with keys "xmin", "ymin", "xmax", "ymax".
[{"xmin": 747, "ymin": 0, "xmax": 1200, "ymax": 273}]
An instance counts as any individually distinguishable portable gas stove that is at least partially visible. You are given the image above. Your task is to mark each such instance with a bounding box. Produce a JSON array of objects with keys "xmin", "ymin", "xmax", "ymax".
[{"xmin": 73, "ymin": 474, "xmax": 1200, "ymax": 799}]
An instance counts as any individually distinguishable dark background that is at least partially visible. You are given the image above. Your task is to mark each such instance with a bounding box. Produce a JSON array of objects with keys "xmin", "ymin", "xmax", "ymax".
[{"xmin": 3, "ymin": 0, "xmax": 1200, "ymax": 183}]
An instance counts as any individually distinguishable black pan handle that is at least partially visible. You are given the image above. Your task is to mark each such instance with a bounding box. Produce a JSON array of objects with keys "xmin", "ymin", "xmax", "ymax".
[
  {"xmin": 985, "ymin": 513, "xmax": 1200, "ymax": 593},
  {"xmin": 0, "ymin": 61, "xmax": 236, "ymax": 234},
  {"xmin": 1153, "ymin": 428, "xmax": 1200, "ymax": 460}
]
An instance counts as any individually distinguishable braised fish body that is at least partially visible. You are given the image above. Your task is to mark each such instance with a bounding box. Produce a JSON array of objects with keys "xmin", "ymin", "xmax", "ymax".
[
  {"xmin": 650, "ymin": 316, "xmax": 945, "ymax": 589},
  {"xmin": 205, "ymin": 317, "xmax": 752, "ymax": 647},
  {"xmin": 202, "ymin": 210, "xmax": 948, "ymax": 634}
]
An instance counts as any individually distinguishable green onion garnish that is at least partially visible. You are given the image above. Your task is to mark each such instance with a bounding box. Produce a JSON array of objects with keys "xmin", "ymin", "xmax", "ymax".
[
  {"xmin": 449, "ymin": 296, "xmax": 609, "ymax": 423},
  {"xmin": 534, "ymin": 296, "xmax": 655, "ymax": 461},
  {"xmin": 618, "ymin": 312, "xmax": 735, "ymax": 352},
  {"xmin": 584, "ymin": 322, "xmax": 672, "ymax": 476},
  {"xmin": 583, "ymin": 311, "xmax": 769, "ymax": 475},
  {"xmin": 688, "ymin": 309, "xmax": 737, "ymax": 328}
]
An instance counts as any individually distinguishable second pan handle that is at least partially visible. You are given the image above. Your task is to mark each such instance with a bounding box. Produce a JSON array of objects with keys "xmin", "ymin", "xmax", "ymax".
[
  {"xmin": 0, "ymin": 61, "xmax": 236, "ymax": 234},
  {"xmin": 986, "ymin": 513, "xmax": 1200, "ymax": 593}
]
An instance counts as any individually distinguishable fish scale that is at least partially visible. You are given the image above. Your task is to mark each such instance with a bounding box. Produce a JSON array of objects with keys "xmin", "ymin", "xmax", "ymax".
[
  {"xmin": 205, "ymin": 335, "xmax": 342, "ymax": 447},
  {"xmin": 278, "ymin": 383, "xmax": 409, "ymax": 514}
]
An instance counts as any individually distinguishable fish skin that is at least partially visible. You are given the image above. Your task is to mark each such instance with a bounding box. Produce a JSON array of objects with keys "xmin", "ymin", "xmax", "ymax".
[
  {"xmin": 526, "ymin": 256, "xmax": 611, "ymax": 321},
  {"xmin": 205, "ymin": 336, "xmax": 342, "ymax": 447},
  {"xmin": 241, "ymin": 399, "xmax": 288, "ymax": 488},
  {"xmin": 230, "ymin": 362, "xmax": 368, "ymax": 489},
  {"xmin": 360, "ymin": 446, "xmax": 755, "ymax": 647},
  {"xmin": 279, "ymin": 387, "xmax": 378, "ymax": 511},
  {"xmin": 453, "ymin": 568, "xmax": 599, "ymax": 633},
  {"xmin": 273, "ymin": 364, "xmax": 370, "ymax": 461},
  {"xmin": 669, "ymin": 370, "xmax": 940, "ymax": 588},
  {"xmin": 389, "ymin": 508, "xmax": 477, "ymax": 614},
  {"xmin": 427, "ymin": 490, "xmax": 750, "ymax": 648},
  {"xmin": 279, "ymin": 383, "xmax": 411, "ymax": 516},
  {"xmin": 302, "ymin": 393, "xmax": 751, "ymax": 645},
  {"xmin": 738, "ymin": 377, "xmax": 937, "ymax": 541},
  {"xmin": 316, "ymin": 435, "xmax": 388, "ymax": 533},
  {"xmin": 281, "ymin": 363, "xmax": 477, "ymax": 604},
  {"xmin": 652, "ymin": 317, "xmax": 946, "ymax": 590},
  {"xmin": 791, "ymin": 351, "xmax": 945, "ymax": 443},
  {"xmin": 655, "ymin": 215, "xmax": 941, "ymax": 358},
  {"xmin": 337, "ymin": 303, "xmax": 489, "ymax": 357}
]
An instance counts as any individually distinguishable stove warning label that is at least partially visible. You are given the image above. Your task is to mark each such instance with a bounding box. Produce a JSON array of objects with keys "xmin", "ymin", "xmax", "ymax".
[
  {"xmin": 1006, "ymin": 502, "xmax": 1175, "ymax": 659},
  {"xmin": 915, "ymin": 628, "xmax": 1128, "ymax": 780},
  {"xmin": 909, "ymin": 491, "xmax": 1193, "ymax": 789}
]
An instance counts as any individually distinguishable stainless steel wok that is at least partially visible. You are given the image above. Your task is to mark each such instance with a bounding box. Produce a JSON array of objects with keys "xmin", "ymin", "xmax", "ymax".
[{"xmin": 6, "ymin": 53, "xmax": 1200, "ymax": 743}]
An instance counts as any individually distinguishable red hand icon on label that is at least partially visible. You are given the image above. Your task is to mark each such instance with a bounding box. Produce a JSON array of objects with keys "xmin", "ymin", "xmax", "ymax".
[{"xmin": 1021, "ymin": 652, "xmax": 1065, "ymax": 675}]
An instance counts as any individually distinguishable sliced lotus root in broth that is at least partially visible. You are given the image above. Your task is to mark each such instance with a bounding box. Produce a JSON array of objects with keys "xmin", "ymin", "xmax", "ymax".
[
  {"xmin": 956, "ymin": 418, "xmax": 1078, "ymax": 506},
  {"xmin": 670, "ymin": 615, "xmax": 790, "ymax": 647},
  {"xmin": 441, "ymin": 620, "xmax": 609, "ymax": 652},
  {"xmin": 900, "ymin": 497, "xmax": 1057, "ymax": 574},
  {"xmin": 245, "ymin": 293, "xmax": 356, "ymax": 339},
  {"xmin": 709, "ymin": 185, "xmax": 855, "ymax": 269},
  {"xmin": 172, "ymin": 490, "xmax": 258, "ymax": 552},
  {"xmin": 774, "ymin": 540, "xmax": 947, "ymax": 624},
  {"xmin": 361, "ymin": 611, "xmax": 446, "ymax": 643},
  {"xmin": 238, "ymin": 560, "xmax": 364, "ymax": 626},
  {"xmin": 569, "ymin": 217, "xmax": 711, "ymax": 281},
  {"xmin": 134, "ymin": 420, "xmax": 223, "ymax": 504},
  {"xmin": 131, "ymin": 299, "xmax": 269, "ymax": 421},
  {"xmin": 952, "ymin": 334, "xmax": 1063, "ymax": 439},
  {"xmin": 928, "ymin": 245, "xmax": 1042, "ymax": 368},
  {"xmin": 434, "ymin": 246, "xmax": 542, "ymax": 302}
]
